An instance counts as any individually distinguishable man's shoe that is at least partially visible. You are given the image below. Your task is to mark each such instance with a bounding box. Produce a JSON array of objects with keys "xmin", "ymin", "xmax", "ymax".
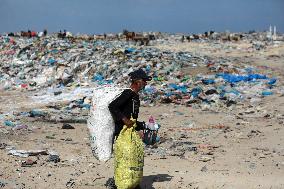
[{"xmin": 105, "ymin": 178, "xmax": 117, "ymax": 189}]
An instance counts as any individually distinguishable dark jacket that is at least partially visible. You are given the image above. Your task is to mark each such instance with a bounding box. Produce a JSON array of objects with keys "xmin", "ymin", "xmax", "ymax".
[{"xmin": 108, "ymin": 89, "xmax": 144, "ymax": 137}]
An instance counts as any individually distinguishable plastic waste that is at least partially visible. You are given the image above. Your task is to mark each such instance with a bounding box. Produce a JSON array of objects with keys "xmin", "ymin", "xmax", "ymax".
[
  {"xmin": 202, "ymin": 79, "xmax": 215, "ymax": 85},
  {"xmin": 47, "ymin": 151, "xmax": 61, "ymax": 163},
  {"xmin": 191, "ymin": 87, "xmax": 202, "ymax": 98},
  {"xmin": 47, "ymin": 58, "xmax": 56, "ymax": 66},
  {"xmin": 124, "ymin": 47, "xmax": 136, "ymax": 54},
  {"xmin": 8, "ymin": 149, "xmax": 48, "ymax": 157},
  {"xmin": 12, "ymin": 124, "xmax": 28, "ymax": 130},
  {"xmin": 92, "ymin": 73, "xmax": 104, "ymax": 82},
  {"xmin": 0, "ymin": 32, "xmax": 279, "ymax": 113},
  {"xmin": 261, "ymin": 91, "xmax": 273, "ymax": 96},
  {"xmin": 217, "ymin": 73, "xmax": 268, "ymax": 83},
  {"xmin": 29, "ymin": 110, "xmax": 46, "ymax": 117},
  {"xmin": 267, "ymin": 78, "xmax": 277, "ymax": 85},
  {"xmin": 4, "ymin": 121, "xmax": 15, "ymax": 127}
]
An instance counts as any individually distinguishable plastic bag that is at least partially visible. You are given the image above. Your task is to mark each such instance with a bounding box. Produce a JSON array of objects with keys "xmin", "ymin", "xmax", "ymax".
[
  {"xmin": 114, "ymin": 120, "xmax": 144, "ymax": 189},
  {"xmin": 87, "ymin": 86, "xmax": 126, "ymax": 161}
]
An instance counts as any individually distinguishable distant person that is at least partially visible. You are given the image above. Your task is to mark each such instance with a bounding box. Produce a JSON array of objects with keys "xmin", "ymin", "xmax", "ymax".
[
  {"xmin": 181, "ymin": 35, "xmax": 185, "ymax": 42},
  {"xmin": 27, "ymin": 30, "xmax": 32, "ymax": 38},
  {"xmin": 58, "ymin": 30, "xmax": 66, "ymax": 38},
  {"xmin": 43, "ymin": 29, "xmax": 47, "ymax": 36},
  {"xmin": 63, "ymin": 30, "xmax": 67, "ymax": 38}
]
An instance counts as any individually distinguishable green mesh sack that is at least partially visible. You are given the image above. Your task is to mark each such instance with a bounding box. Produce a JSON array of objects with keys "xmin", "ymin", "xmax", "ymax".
[{"xmin": 114, "ymin": 120, "xmax": 144, "ymax": 189}]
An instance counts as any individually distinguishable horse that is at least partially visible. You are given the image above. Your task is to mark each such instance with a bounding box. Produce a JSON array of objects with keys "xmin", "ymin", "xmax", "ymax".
[
  {"xmin": 58, "ymin": 32, "xmax": 66, "ymax": 39},
  {"xmin": 126, "ymin": 32, "xmax": 135, "ymax": 40},
  {"xmin": 123, "ymin": 30, "xmax": 135, "ymax": 40},
  {"xmin": 133, "ymin": 35, "xmax": 150, "ymax": 45},
  {"xmin": 192, "ymin": 34, "xmax": 200, "ymax": 40},
  {"xmin": 21, "ymin": 31, "xmax": 32, "ymax": 38}
]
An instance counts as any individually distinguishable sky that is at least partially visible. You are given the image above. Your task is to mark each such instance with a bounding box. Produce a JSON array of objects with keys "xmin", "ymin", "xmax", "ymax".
[{"xmin": 0, "ymin": 0, "xmax": 283, "ymax": 34}]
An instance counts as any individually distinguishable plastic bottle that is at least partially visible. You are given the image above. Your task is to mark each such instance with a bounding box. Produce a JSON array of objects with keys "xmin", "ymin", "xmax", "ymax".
[{"xmin": 147, "ymin": 116, "xmax": 155, "ymax": 130}]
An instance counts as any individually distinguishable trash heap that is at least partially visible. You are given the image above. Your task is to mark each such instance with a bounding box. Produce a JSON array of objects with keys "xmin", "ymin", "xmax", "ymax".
[{"xmin": 0, "ymin": 33, "xmax": 280, "ymax": 112}]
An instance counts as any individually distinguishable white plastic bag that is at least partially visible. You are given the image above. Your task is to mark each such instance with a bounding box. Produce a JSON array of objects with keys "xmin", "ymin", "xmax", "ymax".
[{"xmin": 87, "ymin": 86, "xmax": 127, "ymax": 161}]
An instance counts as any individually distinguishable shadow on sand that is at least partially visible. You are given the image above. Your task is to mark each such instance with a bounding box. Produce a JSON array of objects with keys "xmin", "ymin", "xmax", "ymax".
[{"xmin": 140, "ymin": 174, "xmax": 173, "ymax": 189}]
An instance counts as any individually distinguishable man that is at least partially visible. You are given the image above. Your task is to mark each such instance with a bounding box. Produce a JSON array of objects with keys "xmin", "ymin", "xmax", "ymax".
[
  {"xmin": 106, "ymin": 68, "xmax": 151, "ymax": 189},
  {"xmin": 109, "ymin": 68, "xmax": 151, "ymax": 139}
]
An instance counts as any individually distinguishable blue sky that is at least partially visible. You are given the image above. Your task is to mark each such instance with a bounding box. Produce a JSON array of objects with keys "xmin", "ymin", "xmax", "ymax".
[{"xmin": 0, "ymin": 0, "xmax": 283, "ymax": 34}]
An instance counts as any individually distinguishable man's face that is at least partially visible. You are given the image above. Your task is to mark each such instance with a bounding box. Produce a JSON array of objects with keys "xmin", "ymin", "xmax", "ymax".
[{"xmin": 137, "ymin": 79, "xmax": 147, "ymax": 91}]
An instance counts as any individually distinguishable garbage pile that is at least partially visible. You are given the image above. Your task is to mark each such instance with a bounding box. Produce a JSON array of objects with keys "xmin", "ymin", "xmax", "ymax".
[{"xmin": 0, "ymin": 33, "xmax": 281, "ymax": 112}]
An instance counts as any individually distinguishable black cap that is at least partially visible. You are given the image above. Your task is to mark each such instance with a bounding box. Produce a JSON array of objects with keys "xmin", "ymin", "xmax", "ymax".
[{"xmin": 129, "ymin": 68, "xmax": 152, "ymax": 81}]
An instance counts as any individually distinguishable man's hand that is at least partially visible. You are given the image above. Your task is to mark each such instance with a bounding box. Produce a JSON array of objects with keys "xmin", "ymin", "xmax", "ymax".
[
  {"xmin": 137, "ymin": 130, "xmax": 144, "ymax": 139},
  {"xmin": 122, "ymin": 117, "xmax": 134, "ymax": 128}
]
